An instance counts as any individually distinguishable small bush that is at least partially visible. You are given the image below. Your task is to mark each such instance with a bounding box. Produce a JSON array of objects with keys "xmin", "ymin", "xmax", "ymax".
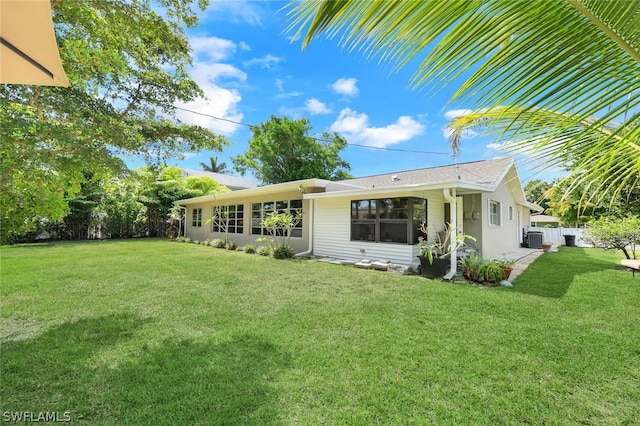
[
  {"xmin": 273, "ymin": 245, "xmax": 295, "ymax": 259},
  {"xmin": 226, "ymin": 241, "xmax": 238, "ymax": 250},
  {"xmin": 184, "ymin": 237, "xmax": 192, "ymax": 243},
  {"xmin": 256, "ymin": 246, "xmax": 271, "ymax": 256},
  {"xmin": 211, "ymin": 239, "xmax": 226, "ymax": 248},
  {"xmin": 244, "ymin": 244, "xmax": 256, "ymax": 254},
  {"xmin": 479, "ymin": 262, "xmax": 505, "ymax": 283}
]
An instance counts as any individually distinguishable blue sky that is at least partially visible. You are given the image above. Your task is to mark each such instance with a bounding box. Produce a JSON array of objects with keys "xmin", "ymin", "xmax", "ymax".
[{"xmin": 158, "ymin": 0, "xmax": 557, "ymax": 185}]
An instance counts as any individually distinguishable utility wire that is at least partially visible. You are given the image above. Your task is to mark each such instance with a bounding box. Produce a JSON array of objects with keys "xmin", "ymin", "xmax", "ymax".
[{"xmin": 174, "ymin": 106, "xmax": 451, "ymax": 156}]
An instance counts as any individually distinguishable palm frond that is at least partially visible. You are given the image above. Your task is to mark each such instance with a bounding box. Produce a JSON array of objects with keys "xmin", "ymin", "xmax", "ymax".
[
  {"xmin": 448, "ymin": 106, "xmax": 640, "ymax": 206},
  {"xmin": 286, "ymin": 0, "xmax": 640, "ymax": 200}
]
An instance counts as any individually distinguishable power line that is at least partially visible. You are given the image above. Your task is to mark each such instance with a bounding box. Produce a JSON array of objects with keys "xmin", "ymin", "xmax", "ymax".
[
  {"xmin": 174, "ymin": 106, "xmax": 451, "ymax": 156},
  {"xmin": 345, "ymin": 143, "xmax": 449, "ymax": 155}
]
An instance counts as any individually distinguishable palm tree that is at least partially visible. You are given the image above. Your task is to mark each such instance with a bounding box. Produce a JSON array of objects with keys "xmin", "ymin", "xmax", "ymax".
[
  {"xmin": 199, "ymin": 156, "xmax": 229, "ymax": 174},
  {"xmin": 286, "ymin": 1, "xmax": 639, "ymax": 204}
]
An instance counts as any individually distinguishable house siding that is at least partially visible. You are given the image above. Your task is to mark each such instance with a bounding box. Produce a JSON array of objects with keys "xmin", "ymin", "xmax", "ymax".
[
  {"xmin": 312, "ymin": 189, "xmax": 447, "ymax": 267},
  {"xmin": 184, "ymin": 189, "xmax": 310, "ymax": 253},
  {"xmin": 480, "ymin": 178, "xmax": 521, "ymax": 259}
]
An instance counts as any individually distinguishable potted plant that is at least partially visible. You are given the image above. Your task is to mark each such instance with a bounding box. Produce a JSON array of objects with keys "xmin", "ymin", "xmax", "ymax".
[
  {"xmin": 460, "ymin": 252, "xmax": 484, "ymax": 281},
  {"xmin": 542, "ymin": 241, "xmax": 553, "ymax": 252},
  {"xmin": 490, "ymin": 256, "xmax": 516, "ymax": 280},
  {"xmin": 417, "ymin": 222, "xmax": 476, "ymax": 279}
]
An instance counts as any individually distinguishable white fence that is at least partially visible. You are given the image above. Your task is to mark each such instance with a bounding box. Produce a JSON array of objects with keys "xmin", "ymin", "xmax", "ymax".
[{"xmin": 527, "ymin": 227, "xmax": 593, "ymax": 248}]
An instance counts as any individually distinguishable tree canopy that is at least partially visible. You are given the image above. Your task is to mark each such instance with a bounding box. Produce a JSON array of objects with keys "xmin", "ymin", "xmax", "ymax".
[
  {"xmin": 232, "ymin": 115, "xmax": 352, "ymax": 184},
  {"xmin": 0, "ymin": 0, "xmax": 227, "ymax": 243},
  {"xmin": 286, "ymin": 0, "xmax": 639, "ymax": 204}
]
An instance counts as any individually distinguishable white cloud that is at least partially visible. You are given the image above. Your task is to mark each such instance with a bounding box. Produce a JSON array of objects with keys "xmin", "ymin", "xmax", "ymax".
[
  {"xmin": 330, "ymin": 108, "xmax": 425, "ymax": 148},
  {"xmin": 189, "ymin": 36, "xmax": 237, "ymax": 61},
  {"xmin": 238, "ymin": 41, "xmax": 251, "ymax": 51},
  {"xmin": 200, "ymin": 1, "xmax": 264, "ymax": 26},
  {"xmin": 175, "ymin": 40, "xmax": 247, "ymax": 134},
  {"xmin": 243, "ymin": 54, "xmax": 284, "ymax": 69},
  {"xmin": 274, "ymin": 78, "xmax": 302, "ymax": 99},
  {"xmin": 305, "ymin": 98, "xmax": 332, "ymax": 115},
  {"xmin": 275, "ymin": 91, "xmax": 303, "ymax": 100},
  {"xmin": 444, "ymin": 108, "xmax": 474, "ymax": 120},
  {"xmin": 330, "ymin": 78, "xmax": 359, "ymax": 97}
]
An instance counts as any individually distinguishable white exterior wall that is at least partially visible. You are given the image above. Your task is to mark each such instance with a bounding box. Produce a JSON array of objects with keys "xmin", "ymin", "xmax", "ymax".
[
  {"xmin": 184, "ymin": 190, "xmax": 311, "ymax": 253},
  {"xmin": 480, "ymin": 180, "xmax": 522, "ymax": 259},
  {"xmin": 312, "ymin": 190, "xmax": 446, "ymax": 267}
]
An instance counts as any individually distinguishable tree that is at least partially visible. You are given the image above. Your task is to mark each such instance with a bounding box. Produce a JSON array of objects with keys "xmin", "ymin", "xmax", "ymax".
[
  {"xmin": 258, "ymin": 211, "xmax": 302, "ymax": 259},
  {"xmin": 0, "ymin": 0, "xmax": 228, "ymax": 243},
  {"xmin": 287, "ymin": 1, "xmax": 639, "ymax": 203},
  {"xmin": 199, "ymin": 156, "xmax": 229, "ymax": 174},
  {"xmin": 53, "ymin": 172, "xmax": 105, "ymax": 240},
  {"xmin": 545, "ymin": 175, "xmax": 640, "ymax": 226},
  {"xmin": 585, "ymin": 216, "xmax": 640, "ymax": 260},
  {"xmin": 233, "ymin": 115, "xmax": 352, "ymax": 184},
  {"xmin": 524, "ymin": 180, "xmax": 552, "ymax": 213},
  {"xmin": 137, "ymin": 166, "xmax": 229, "ymax": 237},
  {"xmin": 100, "ymin": 178, "xmax": 146, "ymax": 239}
]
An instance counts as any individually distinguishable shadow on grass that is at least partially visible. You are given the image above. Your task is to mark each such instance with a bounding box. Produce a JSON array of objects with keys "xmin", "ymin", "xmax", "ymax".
[
  {"xmin": 1, "ymin": 314, "xmax": 290, "ymax": 425},
  {"xmin": 513, "ymin": 248, "xmax": 615, "ymax": 298}
]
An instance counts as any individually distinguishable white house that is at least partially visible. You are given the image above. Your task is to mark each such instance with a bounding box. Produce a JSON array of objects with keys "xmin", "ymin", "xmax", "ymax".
[{"xmin": 177, "ymin": 158, "xmax": 540, "ymax": 270}]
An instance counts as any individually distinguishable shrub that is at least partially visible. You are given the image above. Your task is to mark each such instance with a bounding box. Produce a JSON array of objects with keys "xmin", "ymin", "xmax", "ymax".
[
  {"xmin": 225, "ymin": 241, "xmax": 238, "ymax": 250},
  {"xmin": 460, "ymin": 253, "xmax": 484, "ymax": 281},
  {"xmin": 212, "ymin": 239, "xmax": 226, "ymax": 248},
  {"xmin": 490, "ymin": 256, "xmax": 516, "ymax": 268},
  {"xmin": 184, "ymin": 237, "xmax": 192, "ymax": 243},
  {"xmin": 273, "ymin": 245, "xmax": 295, "ymax": 259},
  {"xmin": 479, "ymin": 262, "xmax": 506, "ymax": 283},
  {"xmin": 256, "ymin": 246, "xmax": 271, "ymax": 256},
  {"xmin": 244, "ymin": 244, "xmax": 256, "ymax": 254}
]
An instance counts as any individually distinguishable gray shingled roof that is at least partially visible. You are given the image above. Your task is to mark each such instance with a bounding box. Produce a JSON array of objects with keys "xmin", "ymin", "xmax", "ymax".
[
  {"xmin": 336, "ymin": 157, "xmax": 513, "ymax": 189},
  {"xmin": 181, "ymin": 168, "xmax": 256, "ymax": 190}
]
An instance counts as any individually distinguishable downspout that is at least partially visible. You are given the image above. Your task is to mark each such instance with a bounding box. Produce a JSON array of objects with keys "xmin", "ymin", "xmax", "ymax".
[
  {"xmin": 295, "ymin": 198, "xmax": 314, "ymax": 257},
  {"xmin": 443, "ymin": 188, "xmax": 457, "ymax": 280}
]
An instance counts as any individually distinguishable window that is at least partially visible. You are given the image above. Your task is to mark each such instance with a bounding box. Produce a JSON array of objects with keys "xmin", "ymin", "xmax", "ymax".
[
  {"xmin": 508, "ymin": 206, "xmax": 514, "ymax": 221},
  {"xmin": 489, "ymin": 200, "xmax": 501, "ymax": 226},
  {"xmin": 191, "ymin": 208, "xmax": 202, "ymax": 227},
  {"xmin": 444, "ymin": 203, "xmax": 451, "ymax": 225},
  {"xmin": 350, "ymin": 197, "xmax": 427, "ymax": 244},
  {"xmin": 211, "ymin": 204, "xmax": 244, "ymax": 234},
  {"xmin": 251, "ymin": 199, "xmax": 303, "ymax": 237}
]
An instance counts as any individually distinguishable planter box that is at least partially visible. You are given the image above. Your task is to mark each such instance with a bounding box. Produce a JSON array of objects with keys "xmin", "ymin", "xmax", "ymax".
[{"xmin": 418, "ymin": 256, "xmax": 448, "ymax": 279}]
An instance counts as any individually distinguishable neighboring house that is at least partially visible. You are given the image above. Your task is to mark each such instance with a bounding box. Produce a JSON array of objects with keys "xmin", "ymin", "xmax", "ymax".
[
  {"xmin": 177, "ymin": 158, "xmax": 540, "ymax": 269},
  {"xmin": 181, "ymin": 168, "xmax": 257, "ymax": 191},
  {"xmin": 530, "ymin": 214, "xmax": 561, "ymax": 228}
]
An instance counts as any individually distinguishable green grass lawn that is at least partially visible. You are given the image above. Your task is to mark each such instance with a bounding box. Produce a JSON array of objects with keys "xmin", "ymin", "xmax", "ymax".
[{"xmin": 1, "ymin": 240, "xmax": 638, "ymax": 425}]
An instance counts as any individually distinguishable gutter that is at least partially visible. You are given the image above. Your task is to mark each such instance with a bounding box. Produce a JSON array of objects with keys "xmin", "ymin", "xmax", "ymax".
[
  {"xmin": 295, "ymin": 198, "xmax": 314, "ymax": 257},
  {"xmin": 304, "ymin": 181, "xmax": 493, "ymax": 200},
  {"xmin": 443, "ymin": 188, "xmax": 458, "ymax": 280}
]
